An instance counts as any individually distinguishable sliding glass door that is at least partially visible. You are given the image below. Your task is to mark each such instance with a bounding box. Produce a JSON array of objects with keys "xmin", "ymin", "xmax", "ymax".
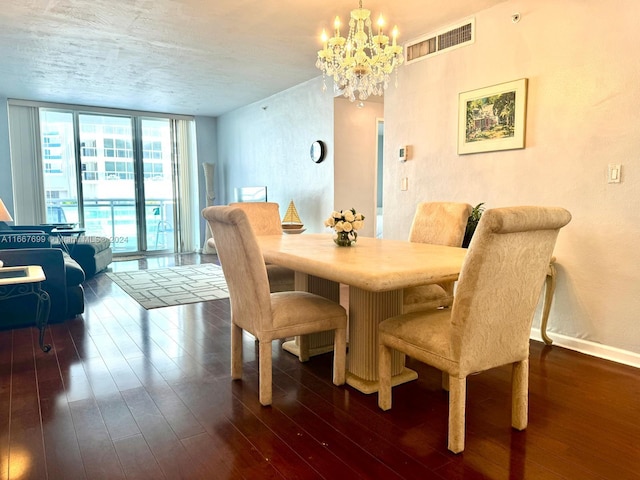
[
  {"xmin": 78, "ymin": 114, "xmax": 138, "ymax": 253},
  {"xmin": 40, "ymin": 110, "xmax": 177, "ymax": 254}
]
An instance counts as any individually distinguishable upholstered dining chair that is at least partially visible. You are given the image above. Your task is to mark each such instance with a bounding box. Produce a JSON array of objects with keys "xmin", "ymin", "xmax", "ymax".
[
  {"xmin": 403, "ymin": 202, "xmax": 472, "ymax": 314},
  {"xmin": 378, "ymin": 206, "xmax": 571, "ymax": 453},
  {"xmin": 202, "ymin": 205, "xmax": 347, "ymax": 406},
  {"xmin": 227, "ymin": 201, "xmax": 295, "ymax": 293}
]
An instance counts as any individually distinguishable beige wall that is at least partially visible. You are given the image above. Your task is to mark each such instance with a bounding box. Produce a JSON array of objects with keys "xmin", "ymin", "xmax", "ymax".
[{"xmin": 383, "ymin": 0, "xmax": 640, "ymax": 355}]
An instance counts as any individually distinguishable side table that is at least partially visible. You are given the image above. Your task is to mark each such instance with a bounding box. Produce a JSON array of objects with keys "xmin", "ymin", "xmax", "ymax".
[
  {"xmin": 0, "ymin": 265, "xmax": 51, "ymax": 352},
  {"xmin": 540, "ymin": 257, "xmax": 557, "ymax": 345},
  {"xmin": 52, "ymin": 227, "xmax": 86, "ymax": 255}
]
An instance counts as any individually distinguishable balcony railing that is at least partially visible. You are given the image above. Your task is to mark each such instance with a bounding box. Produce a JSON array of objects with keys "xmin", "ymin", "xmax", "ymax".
[{"xmin": 46, "ymin": 198, "xmax": 174, "ymax": 253}]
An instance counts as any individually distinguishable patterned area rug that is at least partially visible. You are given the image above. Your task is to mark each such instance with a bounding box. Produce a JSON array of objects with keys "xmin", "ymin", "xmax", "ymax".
[{"xmin": 107, "ymin": 263, "xmax": 229, "ymax": 309}]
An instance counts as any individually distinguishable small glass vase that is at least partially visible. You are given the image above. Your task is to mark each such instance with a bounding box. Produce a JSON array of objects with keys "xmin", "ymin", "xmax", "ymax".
[{"xmin": 334, "ymin": 231, "xmax": 357, "ymax": 247}]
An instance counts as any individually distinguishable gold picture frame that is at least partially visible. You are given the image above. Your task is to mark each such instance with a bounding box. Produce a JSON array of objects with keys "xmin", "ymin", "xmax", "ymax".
[{"xmin": 457, "ymin": 78, "xmax": 528, "ymax": 155}]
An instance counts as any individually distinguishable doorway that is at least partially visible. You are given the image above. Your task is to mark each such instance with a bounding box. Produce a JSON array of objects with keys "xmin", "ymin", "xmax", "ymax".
[{"xmin": 333, "ymin": 97, "xmax": 384, "ymax": 238}]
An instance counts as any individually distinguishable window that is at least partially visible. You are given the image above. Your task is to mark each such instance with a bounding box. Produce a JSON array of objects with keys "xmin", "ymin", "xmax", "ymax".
[
  {"xmin": 82, "ymin": 161, "xmax": 98, "ymax": 181},
  {"xmin": 44, "ymin": 161, "xmax": 63, "ymax": 173},
  {"xmin": 103, "ymin": 125, "xmax": 129, "ymax": 136},
  {"xmin": 104, "ymin": 138, "xmax": 115, "ymax": 157},
  {"xmin": 7, "ymin": 103, "xmax": 195, "ymax": 254},
  {"xmin": 143, "ymin": 140, "xmax": 163, "ymax": 160},
  {"xmin": 82, "ymin": 139, "xmax": 97, "ymax": 157},
  {"xmin": 116, "ymin": 139, "xmax": 132, "ymax": 158},
  {"xmin": 105, "ymin": 160, "xmax": 134, "ymax": 180},
  {"xmin": 143, "ymin": 162, "xmax": 164, "ymax": 179},
  {"xmin": 43, "ymin": 133, "xmax": 63, "ymax": 160},
  {"xmin": 104, "ymin": 138, "xmax": 132, "ymax": 158},
  {"xmin": 81, "ymin": 124, "xmax": 97, "ymax": 134}
]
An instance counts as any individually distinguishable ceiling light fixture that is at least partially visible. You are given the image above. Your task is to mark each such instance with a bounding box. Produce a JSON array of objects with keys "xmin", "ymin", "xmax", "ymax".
[{"xmin": 316, "ymin": 1, "xmax": 404, "ymax": 101}]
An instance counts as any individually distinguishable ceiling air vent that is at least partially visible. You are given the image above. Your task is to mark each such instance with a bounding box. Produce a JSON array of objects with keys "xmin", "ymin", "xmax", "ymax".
[{"xmin": 405, "ymin": 18, "xmax": 475, "ymax": 64}]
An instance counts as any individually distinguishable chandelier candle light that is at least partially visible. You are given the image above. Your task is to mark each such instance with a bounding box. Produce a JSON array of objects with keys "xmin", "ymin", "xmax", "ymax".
[{"xmin": 316, "ymin": 0, "xmax": 404, "ymax": 101}]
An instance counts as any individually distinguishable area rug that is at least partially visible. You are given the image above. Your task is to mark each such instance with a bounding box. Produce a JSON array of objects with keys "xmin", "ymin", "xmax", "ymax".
[{"xmin": 107, "ymin": 263, "xmax": 229, "ymax": 309}]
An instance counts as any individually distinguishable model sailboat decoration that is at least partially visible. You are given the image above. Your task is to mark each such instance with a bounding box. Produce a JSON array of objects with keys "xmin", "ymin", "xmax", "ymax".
[{"xmin": 281, "ymin": 200, "xmax": 305, "ymax": 234}]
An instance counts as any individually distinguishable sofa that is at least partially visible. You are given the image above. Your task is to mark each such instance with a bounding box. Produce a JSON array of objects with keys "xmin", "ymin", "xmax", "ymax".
[
  {"xmin": 0, "ymin": 231, "xmax": 85, "ymax": 328},
  {"xmin": 11, "ymin": 225, "xmax": 112, "ymax": 279}
]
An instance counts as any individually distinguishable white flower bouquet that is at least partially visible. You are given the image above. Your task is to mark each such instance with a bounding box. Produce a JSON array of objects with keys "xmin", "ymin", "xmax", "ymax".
[{"xmin": 324, "ymin": 208, "xmax": 365, "ymax": 246}]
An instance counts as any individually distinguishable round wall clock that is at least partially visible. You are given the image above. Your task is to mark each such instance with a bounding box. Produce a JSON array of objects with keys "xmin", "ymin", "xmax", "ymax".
[{"xmin": 310, "ymin": 140, "xmax": 326, "ymax": 163}]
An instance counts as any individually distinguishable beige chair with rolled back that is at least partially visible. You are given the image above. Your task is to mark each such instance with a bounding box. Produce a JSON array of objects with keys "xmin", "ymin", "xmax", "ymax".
[
  {"xmin": 378, "ymin": 206, "xmax": 571, "ymax": 453},
  {"xmin": 202, "ymin": 206, "xmax": 347, "ymax": 406},
  {"xmin": 403, "ymin": 202, "xmax": 472, "ymax": 313},
  {"xmin": 226, "ymin": 202, "xmax": 295, "ymax": 293}
]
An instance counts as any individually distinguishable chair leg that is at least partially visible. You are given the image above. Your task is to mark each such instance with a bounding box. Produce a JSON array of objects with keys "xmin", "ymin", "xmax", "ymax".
[
  {"xmin": 448, "ymin": 376, "xmax": 466, "ymax": 454},
  {"xmin": 231, "ymin": 323, "xmax": 243, "ymax": 380},
  {"xmin": 377, "ymin": 342, "xmax": 393, "ymax": 411},
  {"xmin": 298, "ymin": 334, "xmax": 310, "ymax": 363},
  {"xmin": 258, "ymin": 340, "xmax": 273, "ymax": 406},
  {"xmin": 332, "ymin": 327, "xmax": 346, "ymax": 386},
  {"xmin": 512, "ymin": 359, "xmax": 529, "ymax": 430}
]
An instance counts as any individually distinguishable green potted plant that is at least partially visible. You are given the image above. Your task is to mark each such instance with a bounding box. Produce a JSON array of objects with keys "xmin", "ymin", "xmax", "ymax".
[{"xmin": 462, "ymin": 202, "xmax": 485, "ymax": 248}]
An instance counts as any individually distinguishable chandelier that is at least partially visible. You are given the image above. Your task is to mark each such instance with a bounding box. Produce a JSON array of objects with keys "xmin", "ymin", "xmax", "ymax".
[{"xmin": 315, "ymin": 1, "xmax": 404, "ymax": 101}]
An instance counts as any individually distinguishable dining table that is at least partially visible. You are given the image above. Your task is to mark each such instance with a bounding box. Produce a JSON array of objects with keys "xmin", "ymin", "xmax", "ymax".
[{"xmin": 256, "ymin": 233, "xmax": 467, "ymax": 394}]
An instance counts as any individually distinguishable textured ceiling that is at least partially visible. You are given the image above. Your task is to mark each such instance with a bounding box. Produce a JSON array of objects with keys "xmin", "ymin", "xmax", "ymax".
[{"xmin": 0, "ymin": 0, "xmax": 507, "ymax": 117}]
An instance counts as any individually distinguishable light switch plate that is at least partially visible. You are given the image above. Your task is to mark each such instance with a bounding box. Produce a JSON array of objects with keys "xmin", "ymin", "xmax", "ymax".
[{"xmin": 608, "ymin": 164, "xmax": 621, "ymax": 183}]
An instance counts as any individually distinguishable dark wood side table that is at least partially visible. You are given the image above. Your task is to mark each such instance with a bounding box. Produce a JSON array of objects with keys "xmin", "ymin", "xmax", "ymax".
[{"xmin": 0, "ymin": 265, "xmax": 51, "ymax": 352}]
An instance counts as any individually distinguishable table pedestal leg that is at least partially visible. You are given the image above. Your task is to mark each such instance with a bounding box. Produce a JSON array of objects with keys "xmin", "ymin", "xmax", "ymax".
[
  {"xmin": 282, "ymin": 274, "xmax": 340, "ymax": 361},
  {"xmin": 282, "ymin": 277, "xmax": 418, "ymax": 393},
  {"xmin": 346, "ymin": 287, "xmax": 417, "ymax": 394}
]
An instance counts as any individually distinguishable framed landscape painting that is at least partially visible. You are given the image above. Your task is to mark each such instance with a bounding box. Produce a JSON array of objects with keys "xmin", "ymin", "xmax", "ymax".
[{"xmin": 457, "ymin": 78, "xmax": 528, "ymax": 155}]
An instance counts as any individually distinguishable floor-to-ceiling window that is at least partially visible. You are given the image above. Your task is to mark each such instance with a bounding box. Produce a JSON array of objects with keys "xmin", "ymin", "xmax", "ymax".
[{"xmin": 38, "ymin": 108, "xmax": 180, "ymax": 254}]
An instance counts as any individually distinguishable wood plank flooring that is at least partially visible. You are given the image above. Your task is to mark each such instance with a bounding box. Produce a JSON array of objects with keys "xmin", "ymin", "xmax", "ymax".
[{"xmin": 1, "ymin": 253, "xmax": 639, "ymax": 479}]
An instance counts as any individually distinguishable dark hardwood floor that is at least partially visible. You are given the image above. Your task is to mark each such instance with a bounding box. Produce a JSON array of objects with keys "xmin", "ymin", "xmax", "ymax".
[{"xmin": 1, "ymin": 253, "xmax": 639, "ymax": 479}]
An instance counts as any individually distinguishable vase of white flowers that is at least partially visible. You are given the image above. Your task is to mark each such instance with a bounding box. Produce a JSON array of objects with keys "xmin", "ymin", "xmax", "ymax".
[{"xmin": 324, "ymin": 208, "xmax": 365, "ymax": 247}]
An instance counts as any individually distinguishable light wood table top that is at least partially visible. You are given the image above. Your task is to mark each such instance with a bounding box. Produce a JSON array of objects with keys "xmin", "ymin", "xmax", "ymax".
[
  {"xmin": 257, "ymin": 234, "xmax": 467, "ymax": 291},
  {"xmin": 0, "ymin": 265, "xmax": 46, "ymax": 285}
]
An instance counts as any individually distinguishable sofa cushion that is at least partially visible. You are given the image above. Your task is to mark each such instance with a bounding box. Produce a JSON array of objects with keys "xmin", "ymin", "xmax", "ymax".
[{"xmin": 80, "ymin": 235, "xmax": 111, "ymax": 253}]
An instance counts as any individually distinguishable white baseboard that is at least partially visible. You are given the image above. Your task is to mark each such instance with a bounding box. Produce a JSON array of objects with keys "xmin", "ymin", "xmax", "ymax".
[{"xmin": 530, "ymin": 329, "xmax": 640, "ymax": 369}]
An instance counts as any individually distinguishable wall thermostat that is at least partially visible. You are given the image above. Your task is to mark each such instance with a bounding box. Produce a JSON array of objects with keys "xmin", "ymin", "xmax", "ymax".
[{"xmin": 399, "ymin": 145, "xmax": 410, "ymax": 162}]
